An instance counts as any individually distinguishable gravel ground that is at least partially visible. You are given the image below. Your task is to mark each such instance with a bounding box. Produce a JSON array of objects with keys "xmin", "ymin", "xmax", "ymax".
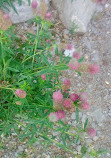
[{"xmin": 0, "ymin": 1, "xmax": 111, "ymax": 158}]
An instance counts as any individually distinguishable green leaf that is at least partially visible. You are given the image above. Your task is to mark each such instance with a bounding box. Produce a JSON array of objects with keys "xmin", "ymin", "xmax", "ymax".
[
  {"xmin": 81, "ymin": 146, "xmax": 87, "ymax": 157},
  {"xmin": 75, "ymin": 108, "xmax": 79, "ymax": 123},
  {"xmin": 8, "ymin": 67, "xmax": 19, "ymax": 72},
  {"xmin": 39, "ymin": 122, "xmax": 44, "ymax": 133},
  {"xmin": 18, "ymin": 0, "xmax": 22, "ymax": 5},
  {"xmin": 55, "ymin": 65, "xmax": 69, "ymax": 70},
  {"xmin": 84, "ymin": 118, "xmax": 88, "ymax": 130},
  {"xmin": 78, "ymin": 56, "xmax": 84, "ymax": 63}
]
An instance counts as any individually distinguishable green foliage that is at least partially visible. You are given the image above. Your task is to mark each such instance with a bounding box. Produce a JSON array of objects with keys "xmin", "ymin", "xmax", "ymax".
[
  {"xmin": 0, "ymin": 16, "xmax": 107, "ymax": 158},
  {"xmin": 70, "ymin": 22, "xmax": 78, "ymax": 35}
]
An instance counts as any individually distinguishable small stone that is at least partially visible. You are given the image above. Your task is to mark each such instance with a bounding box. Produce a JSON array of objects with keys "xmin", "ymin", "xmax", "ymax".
[
  {"xmin": 108, "ymin": 113, "xmax": 111, "ymax": 117},
  {"xmin": 93, "ymin": 136, "xmax": 98, "ymax": 141},
  {"xmin": 82, "ymin": 114, "xmax": 87, "ymax": 123},
  {"xmin": 71, "ymin": 112, "xmax": 76, "ymax": 120},
  {"xmin": 18, "ymin": 146, "xmax": 24, "ymax": 152},
  {"xmin": 76, "ymin": 145, "xmax": 81, "ymax": 152},
  {"xmin": 46, "ymin": 155, "xmax": 50, "ymax": 158},
  {"xmin": 86, "ymin": 139, "xmax": 93, "ymax": 144}
]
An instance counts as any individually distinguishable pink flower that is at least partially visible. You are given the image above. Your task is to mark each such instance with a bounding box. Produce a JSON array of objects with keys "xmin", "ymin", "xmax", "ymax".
[
  {"xmin": 68, "ymin": 58, "xmax": 79, "ymax": 70},
  {"xmin": 45, "ymin": 12, "xmax": 52, "ymax": 19},
  {"xmin": 31, "ymin": 0, "xmax": 38, "ymax": 9},
  {"xmin": 63, "ymin": 79, "xmax": 71, "ymax": 86},
  {"xmin": 70, "ymin": 93, "xmax": 79, "ymax": 102},
  {"xmin": 79, "ymin": 92, "xmax": 88, "ymax": 101},
  {"xmin": 49, "ymin": 112, "xmax": 58, "ymax": 122},
  {"xmin": 88, "ymin": 64, "xmax": 100, "ymax": 74},
  {"xmin": 46, "ymin": 39, "xmax": 52, "ymax": 45},
  {"xmin": 67, "ymin": 44, "xmax": 73, "ymax": 50},
  {"xmin": 56, "ymin": 110, "xmax": 65, "ymax": 119},
  {"xmin": 97, "ymin": 0, "xmax": 104, "ymax": 4},
  {"xmin": 64, "ymin": 99, "xmax": 73, "ymax": 108},
  {"xmin": 15, "ymin": 89, "xmax": 26, "ymax": 98},
  {"xmin": 41, "ymin": 74, "xmax": 46, "ymax": 80},
  {"xmin": 73, "ymin": 51, "xmax": 81, "ymax": 60},
  {"xmin": 82, "ymin": 102, "xmax": 89, "ymax": 110},
  {"xmin": 53, "ymin": 91, "xmax": 63, "ymax": 103},
  {"xmin": 15, "ymin": 101, "xmax": 21, "ymax": 105},
  {"xmin": 4, "ymin": 14, "xmax": 10, "ymax": 19},
  {"xmin": 88, "ymin": 128, "xmax": 96, "ymax": 138}
]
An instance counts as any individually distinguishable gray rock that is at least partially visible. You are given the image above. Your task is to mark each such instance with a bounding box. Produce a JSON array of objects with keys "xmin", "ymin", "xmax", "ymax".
[
  {"xmin": 52, "ymin": 0, "xmax": 96, "ymax": 33},
  {"xmin": 5, "ymin": 0, "xmax": 50, "ymax": 24}
]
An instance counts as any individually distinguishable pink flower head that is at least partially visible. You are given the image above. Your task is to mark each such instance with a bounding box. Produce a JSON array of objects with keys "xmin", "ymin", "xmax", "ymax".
[
  {"xmin": 82, "ymin": 102, "xmax": 89, "ymax": 110},
  {"xmin": 31, "ymin": 0, "xmax": 38, "ymax": 9},
  {"xmin": 73, "ymin": 51, "xmax": 81, "ymax": 60},
  {"xmin": 79, "ymin": 92, "xmax": 88, "ymax": 101},
  {"xmin": 56, "ymin": 110, "xmax": 65, "ymax": 120},
  {"xmin": 46, "ymin": 39, "xmax": 52, "ymax": 45},
  {"xmin": 15, "ymin": 89, "xmax": 26, "ymax": 98},
  {"xmin": 15, "ymin": 101, "xmax": 21, "ymax": 105},
  {"xmin": 49, "ymin": 112, "xmax": 58, "ymax": 122},
  {"xmin": 88, "ymin": 128, "xmax": 96, "ymax": 138},
  {"xmin": 88, "ymin": 64, "xmax": 100, "ymax": 74},
  {"xmin": 67, "ymin": 44, "xmax": 73, "ymax": 50},
  {"xmin": 4, "ymin": 13, "xmax": 10, "ymax": 19},
  {"xmin": 70, "ymin": 93, "xmax": 79, "ymax": 102},
  {"xmin": 41, "ymin": 74, "xmax": 46, "ymax": 80},
  {"xmin": 64, "ymin": 99, "xmax": 73, "ymax": 108},
  {"xmin": 45, "ymin": 12, "xmax": 52, "ymax": 19},
  {"xmin": 68, "ymin": 58, "xmax": 79, "ymax": 70},
  {"xmin": 97, "ymin": 0, "xmax": 104, "ymax": 4},
  {"xmin": 63, "ymin": 79, "xmax": 71, "ymax": 86},
  {"xmin": 53, "ymin": 91, "xmax": 63, "ymax": 103}
]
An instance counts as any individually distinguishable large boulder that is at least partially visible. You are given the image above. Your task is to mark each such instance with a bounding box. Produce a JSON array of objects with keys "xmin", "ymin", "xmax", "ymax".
[
  {"xmin": 52, "ymin": 0, "xmax": 97, "ymax": 33},
  {"xmin": 4, "ymin": 0, "xmax": 50, "ymax": 24}
]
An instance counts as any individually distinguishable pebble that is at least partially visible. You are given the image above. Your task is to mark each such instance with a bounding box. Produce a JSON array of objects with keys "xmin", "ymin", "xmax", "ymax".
[
  {"xmin": 108, "ymin": 113, "xmax": 111, "ymax": 117},
  {"xmin": 71, "ymin": 112, "xmax": 76, "ymax": 120},
  {"xmin": 46, "ymin": 155, "xmax": 50, "ymax": 158},
  {"xmin": 76, "ymin": 145, "xmax": 81, "ymax": 152},
  {"xmin": 82, "ymin": 114, "xmax": 87, "ymax": 123},
  {"xmin": 93, "ymin": 136, "xmax": 99, "ymax": 141},
  {"xmin": 18, "ymin": 146, "xmax": 24, "ymax": 152}
]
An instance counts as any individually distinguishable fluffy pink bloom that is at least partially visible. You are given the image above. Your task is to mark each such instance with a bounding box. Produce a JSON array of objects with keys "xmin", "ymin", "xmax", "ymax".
[
  {"xmin": 31, "ymin": 0, "xmax": 38, "ymax": 9},
  {"xmin": 64, "ymin": 99, "xmax": 73, "ymax": 108},
  {"xmin": 56, "ymin": 110, "xmax": 65, "ymax": 119},
  {"xmin": 82, "ymin": 102, "xmax": 89, "ymax": 110},
  {"xmin": 73, "ymin": 51, "xmax": 81, "ymax": 60},
  {"xmin": 45, "ymin": 12, "xmax": 52, "ymax": 19},
  {"xmin": 68, "ymin": 58, "xmax": 79, "ymax": 70},
  {"xmin": 4, "ymin": 14, "xmax": 10, "ymax": 19},
  {"xmin": 53, "ymin": 91, "xmax": 63, "ymax": 102},
  {"xmin": 88, "ymin": 64, "xmax": 100, "ymax": 74},
  {"xmin": 46, "ymin": 39, "xmax": 52, "ymax": 45},
  {"xmin": 67, "ymin": 44, "xmax": 73, "ymax": 50},
  {"xmin": 70, "ymin": 93, "xmax": 79, "ymax": 102},
  {"xmin": 88, "ymin": 128, "xmax": 96, "ymax": 138},
  {"xmin": 79, "ymin": 92, "xmax": 88, "ymax": 101},
  {"xmin": 97, "ymin": 0, "xmax": 104, "ymax": 4},
  {"xmin": 49, "ymin": 112, "xmax": 58, "ymax": 122},
  {"xmin": 15, "ymin": 89, "xmax": 26, "ymax": 98},
  {"xmin": 63, "ymin": 79, "xmax": 71, "ymax": 86},
  {"xmin": 41, "ymin": 74, "xmax": 46, "ymax": 80},
  {"xmin": 15, "ymin": 101, "xmax": 21, "ymax": 105}
]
